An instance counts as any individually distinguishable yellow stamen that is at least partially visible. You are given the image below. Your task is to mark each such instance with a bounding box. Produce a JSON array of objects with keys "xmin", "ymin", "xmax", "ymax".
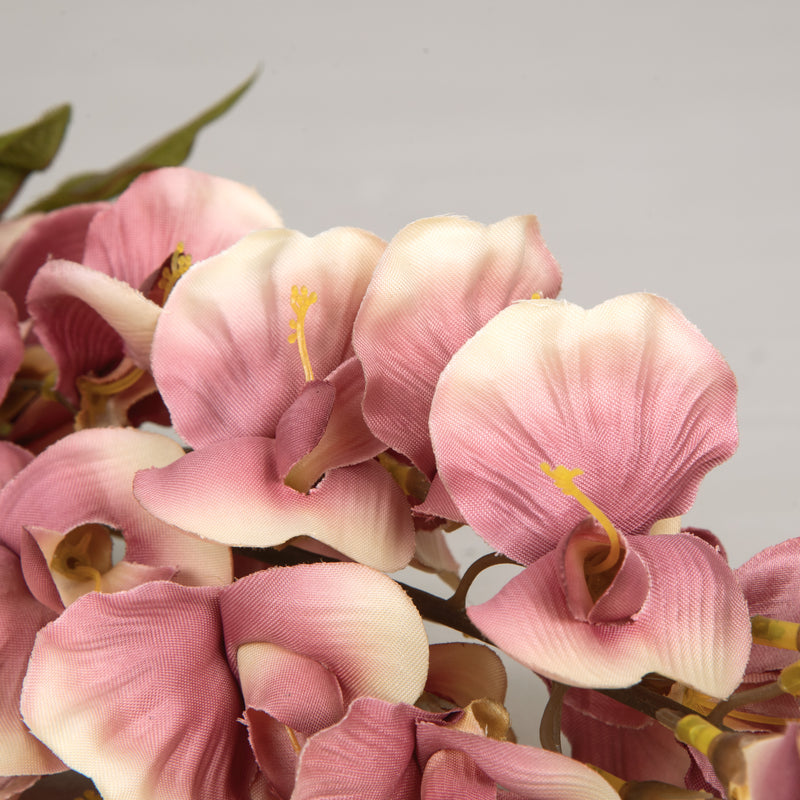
[
  {"xmin": 156, "ymin": 242, "xmax": 193, "ymax": 302},
  {"xmin": 751, "ymin": 615, "xmax": 800, "ymax": 651},
  {"xmin": 539, "ymin": 463, "xmax": 621, "ymax": 574},
  {"xmin": 288, "ymin": 285, "xmax": 318, "ymax": 382},
  {"xmin": 284, "ymin": 724, "xmax": 302, "ymax": 754},
  {"xmin": 778, "ymin": 660, "xmax": 800, "ymax": 696},
  {"xmin": 530, "ymin": 291, "xmax": 542, "ymax": 299}
]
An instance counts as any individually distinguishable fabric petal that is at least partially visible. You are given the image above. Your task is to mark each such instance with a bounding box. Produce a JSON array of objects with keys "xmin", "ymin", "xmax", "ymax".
[
  {"xmin": 425, "ymin": 643, "xmax": 507, "ymax": 707},
  {"xmin": 151, "ymin": 226, "xmax": 385, "ymax": 449},
  {"xmin": 134, "ymin": 436, "xmax": 415, "ymax": 572},
  {"xmin": 283, "ymin": 356, "xmax": 386, "ymax": 486},
  {"xmin": 27, "ymin": 260, "xmax": 161, "ymax": 400},
  {"xmin": 0, "ymin": 204, "xmax": 105, "ymax": 313},
  {"xmin": 468, "ymin": 533, "xmax": 750, "ymax": 696},
  {"xmin": 737, "ymin": 538, "xmax": 800, "ymax": 674},
  {"xmin": 354, "ymin": 214, "xmax": 561, "ymax": 477},
  {"xmin": 430, "ymin": 294, "xmax": 738, "ymax": 564},
  {"xmin": 20, "ymin": 582, "xmax": 255, "ymax": 800},
  {"xmin": 237, "ymin": 641, "xmax": 345, "ymax": 733},
  {"xmin": 274, "ymin": 379, "xmax": 335, "ymax": 485},
  {"xmin": 416, "ymin": 724, "xmax": 620, "ymax": 799},
  {"xmin": 82, "ymin": 167, "xmax": 282, "ymax": 288},
  {"xmin": 0, "ymin": 546, "xmax": 62, "ymax": 777},
  {"xmin": 221, "ymin": 563, "xmax": 429, "ymax": 705},
  {"xmin": 0, "ymin": 442, "xmax": 33, "ymax": 489},
  {"xmin": 558, "ymin": 519, "xmax": 649, "ymax": 623},
  {"xmin": 421, "ymin": 749, "xmax": 495, "ymax": 800},
  {"xmin": 0, "ymin": 428, "xmax": 232, "ymax": 589},
  {"xmin": 292, "ymin": 699, "xmax": 440, "ymax": 800}
]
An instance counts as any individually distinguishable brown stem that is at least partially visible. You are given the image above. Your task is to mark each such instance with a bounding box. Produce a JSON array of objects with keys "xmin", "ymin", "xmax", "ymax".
[
  {"xmin": 446, "ymin": 552, "xmax": 519, "ymax": 611},
  {"xmin": 539, "ymin": 682, "xmax": 567, "ymax": 753},
  {"xmin": 707, "ymin": 681, "xmax": 786, "ymax": 727}
]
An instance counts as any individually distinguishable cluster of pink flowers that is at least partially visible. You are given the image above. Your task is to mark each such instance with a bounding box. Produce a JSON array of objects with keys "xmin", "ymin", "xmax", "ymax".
[{"xmin": 0, "ymin": 167, "xmax": 798, "ymax": 800}]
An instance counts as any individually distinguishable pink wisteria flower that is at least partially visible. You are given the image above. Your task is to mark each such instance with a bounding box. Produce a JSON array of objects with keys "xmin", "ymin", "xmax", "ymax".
[
  {"xmin": 429, "ymin": 294, "xmax": 751, "ymax": 695},
  {"xmin": 352, "ymin": 214, "xmax": 562, "ymax": 521},
  {"xmin": 20, "ymin": 563, "xmax": 429, "ymax": 800},
  {"xmin": 133, "ymin": 226, "xmax": 417, "ymax": 571},
  {"xmin": 25, "ymin": 166, "xmax": 282, "ymax": 420}
]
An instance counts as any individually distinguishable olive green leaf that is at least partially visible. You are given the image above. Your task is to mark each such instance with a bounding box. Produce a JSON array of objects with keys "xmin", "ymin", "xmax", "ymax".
[
  {"xmin": 0, "ymin": 104, "xmax": 71, "ymax": 217},
  {"xmin": 24, "ymin": 71, "xmax": 257, "ymax": 214}
]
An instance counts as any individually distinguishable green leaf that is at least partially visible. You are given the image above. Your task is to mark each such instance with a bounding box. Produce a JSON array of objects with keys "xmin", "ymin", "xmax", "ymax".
[
  {"xmin": 24, "ymin": 71, "xmax": 258, "ymax": 214},
  {"xmin": 0, "ymin": 104, "xmax": 71, "ymax": 216}
]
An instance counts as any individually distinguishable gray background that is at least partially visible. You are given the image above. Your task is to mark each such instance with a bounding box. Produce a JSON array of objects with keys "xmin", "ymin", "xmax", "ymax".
[{"xmin": 5, "ymin": 0, "xmax": 799, "ymax": 747}]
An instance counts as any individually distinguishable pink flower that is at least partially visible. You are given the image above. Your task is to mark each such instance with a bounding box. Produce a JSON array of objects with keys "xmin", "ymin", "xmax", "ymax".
[
  {"xmin": 26, "ymin": 167, "xmax": 282, "ymax": 411},
  {"xmin": 352, "ymin": 214, "xmax": 561, "ymax": 521},
  {"xmin": 429, "ymin": 294, "xmax": 750, "ymax": 695},
  {"xmin": 20, "ymin": 563, "xmax": 429, "ymax": 800},
  {"xmin": 134, "ymin": 227, "xmax": 416, "ymax": 571}
]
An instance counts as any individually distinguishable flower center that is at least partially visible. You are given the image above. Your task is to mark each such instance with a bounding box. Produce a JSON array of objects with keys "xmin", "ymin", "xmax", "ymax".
[
  {"xmin": 49, "ymin": 523, "xmax": 115, "ymax": 591},
  {"xmin": 539, "ymin": 463, "xmax": 621, "ymax": 574},
  {"xmin": 288, "ymin": 285, "xmax": 318, "ymax": 382}
]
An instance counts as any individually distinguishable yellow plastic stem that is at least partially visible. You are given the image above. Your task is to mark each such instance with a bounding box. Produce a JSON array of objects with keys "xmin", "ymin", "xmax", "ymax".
[
  {"xmin": 539, "ymin": 463, "xmax": 621, "ymax": 574},
  {"xmin": 778, "ymin": 660, "xmax": 800, "ymax": 696},
  {"xmin": 751, "ymin": 615, "xmax": 800, "ymax": 651},
  {"xmin": 77, "ymin": 367, "xmax": 145, "ymax": 396},
  {"xmin": 587, "ymin": 764, "xmax": 625, "ymax": 791},
  {"xmin": 673, "ymin": 714, "xmax": 723, "ymax": 757}
]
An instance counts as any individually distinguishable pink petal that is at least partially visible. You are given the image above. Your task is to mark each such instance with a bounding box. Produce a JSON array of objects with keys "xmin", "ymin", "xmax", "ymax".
[
  {"xmin": 0, "ymin": 442, "xmax": 33, "ymax": 489},
  {"xmin": 354, "ymin": 215, "xmax": 561, "ymax": 477},
  {"xmin": 416, "ymin": 724, "xmax": 620, "ymax": 799},
  {"xmin": 413, "ymin": 472, "xmax": 466, "ymax": 524},
  {"xmin": 20, "ymin": 582, "xmax": 255, "ymax": 800},
  {"xmin": 237, "ymin": 642, "xmax": 345, "ymax": 732},
  {"xmin": 274, "ymin": 379, "xmax": 336, "ymax": 483},
  {"xmin": 468, "ymin": 533, "xmax": 750, "ymax": 696},
  {"xmin": 426, "ymin": 643, "xmax": 507, "ymax": 707},
  {"xmin": 220, "ymin": 563, "xmax": 429, "ymax": 706},
  {"xmin": 292, "ymin": 698, "xmax": 440, "ymax": 800},
  {"xmin": 27, "ymin": 260, "xmax": 161, "ymax": 400},
  {"xmin": 559, "ymin": 519, "xmax": 649, "ymax": 623},
  {"xmin": 151, "ymin": 226, "xmax": 385, "ymax": 449},
  {"xmin": 0, "ymin": 428, "xmax": 232, "ymax": 588},
  {"xmin": 742, "ymin": 724, "xmax": 800, "ymax": 799},
  {"xmin": 283, "ymin": 356, "xmax": 386, "ymax": 485},
  {"xmin": 737, "ymin": 538, "xmax": 800, "ymax": 674},
  {"xmin": 0, "ymin": 204, "xmax": 105, "ymax": 314},
  {"xmin": 243, "ymin": 709, "xmax": 304, "ymax": 799},
  {"xmin": 560, "ymin": 688, "xmax": 690, "ymax": 784},
  {"xmin": 134, "ymin": 437, "xmax": 416, "ymax": 572},
  {"xmin": 421, "ymin": 749, "xmax": 495, "ymax": 800},
  {"xmin": 430, "ymin": 294, "xmax": 738, "ymax": 564},
  {"xmin": 0, "ymin": 546, "xmax": 62, "ymax": 777},
  {"xmin": 82, "ymin": 167, "xmax": 282, "ymax": 287}
]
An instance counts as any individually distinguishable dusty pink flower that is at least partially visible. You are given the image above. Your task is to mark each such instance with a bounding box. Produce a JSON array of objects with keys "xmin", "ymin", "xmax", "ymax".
[
  {"xmin": 26, "ymin": 167, "xmax": 282, "ymax": 405},
  {"xmin": 353, "ymin": 214, "xmax": 561, "ymax": 522},
  {"xmin": 429, "ymin": 294, "xmax": 749, "ymax": 695},
  {"xmin": 134, "ymin": 227, "xmax": 416, "ymax": 571}
]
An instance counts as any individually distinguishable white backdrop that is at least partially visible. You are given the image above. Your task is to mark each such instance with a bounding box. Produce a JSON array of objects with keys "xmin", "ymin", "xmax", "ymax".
[{"xmin": 5, "ymin": 0, "xmax": 799, "ymax": 748}]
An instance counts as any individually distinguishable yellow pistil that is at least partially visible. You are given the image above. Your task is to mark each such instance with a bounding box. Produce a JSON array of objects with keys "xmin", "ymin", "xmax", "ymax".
[
  {"xmin": 288, "ymin": 284, "xmax": 318, "ymax": 382},
  {"xmin": 156, "ymin": 242, "xmax": 193, "ymax": 302},
  {"xmin": 539, "ymin": 463, "xmax": 621, "ymax": 574},
  {"xmin": 284, "ymin": 724, "xmax": 302, "ymax": 754},
  {"xmin": 673, "ymin": 713, "xmax": 724, "ymax": 758}
]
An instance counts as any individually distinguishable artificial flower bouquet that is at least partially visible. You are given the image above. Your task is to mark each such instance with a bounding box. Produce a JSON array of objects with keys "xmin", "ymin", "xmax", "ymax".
[{"xmin": 1, "ymin": 84, "xmax": 798, "ymax": 800}]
